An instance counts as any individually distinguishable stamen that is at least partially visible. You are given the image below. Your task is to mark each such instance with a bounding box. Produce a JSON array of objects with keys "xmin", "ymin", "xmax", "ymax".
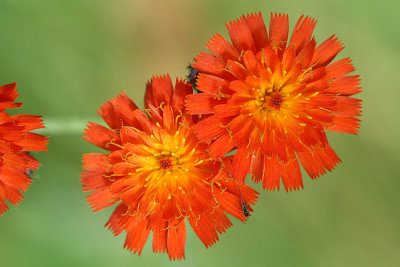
[{"xmin": 194, "ymin": 159, "xmax": 204, "ymax": 166}]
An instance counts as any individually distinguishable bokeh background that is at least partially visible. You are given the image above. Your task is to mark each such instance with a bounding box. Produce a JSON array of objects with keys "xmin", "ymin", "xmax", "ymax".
[{"xmin": 0, "ymin": 0, "xmax": 399, "ymax": 266}]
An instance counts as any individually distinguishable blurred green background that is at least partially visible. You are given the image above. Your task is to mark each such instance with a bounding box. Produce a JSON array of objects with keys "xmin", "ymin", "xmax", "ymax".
[{"xmin": 0, "ymin": 0, "xmax": 399, "ymax": 266}]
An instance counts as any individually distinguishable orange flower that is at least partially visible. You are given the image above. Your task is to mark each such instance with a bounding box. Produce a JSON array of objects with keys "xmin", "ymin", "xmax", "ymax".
[
  {"xmin": 81, "ymin": 75, "xmax": 258, "ymax": 260},
  {"xmin": 0, "ymin": 83, "xmax": 47, "ymax": 215},
  {"xmin": 186, "ymin": 13, "xmax": 362, "ymax": 191}
]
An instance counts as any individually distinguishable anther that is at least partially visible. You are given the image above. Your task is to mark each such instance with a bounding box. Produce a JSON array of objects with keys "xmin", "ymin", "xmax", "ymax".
[{"xmin": 194, "ymin": 160, "xmax": 204, "ymax": 166}]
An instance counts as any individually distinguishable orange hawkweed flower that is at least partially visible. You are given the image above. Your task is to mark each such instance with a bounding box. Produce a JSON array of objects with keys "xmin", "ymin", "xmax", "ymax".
[
  {"xmin": 186, "ymin": 13, "xmax": 361, "ymax": 191},
  {"xmin": 0, "ymin": 83, "xmax": 47, "ymax": 215},
  {"xmin": 81, "ymin": 75, "xmax": 258, "ymax": 260}
]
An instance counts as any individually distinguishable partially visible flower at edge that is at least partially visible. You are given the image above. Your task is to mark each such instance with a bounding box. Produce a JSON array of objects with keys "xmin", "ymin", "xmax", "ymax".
[
  {"xmin": 186, "ymin": 12, "xmax": 362, "ymax": 191},
  {"xmin": 0, "ymin": 82, "xmax": 48, "ymax": 215},
  {"xmin": 81, "ymin": 75, "xmax": 258, "ymax": 260}
]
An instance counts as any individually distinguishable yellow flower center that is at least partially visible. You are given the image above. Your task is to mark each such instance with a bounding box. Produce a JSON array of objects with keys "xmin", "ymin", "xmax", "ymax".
[
  {"xmin": 140, "ymin": 129, "xmax": 202, "ymax": 176},
  {"xmin": 108, "ymin": 114, "xmax": 217, "ymax": 219},
  {"xmin": 242, "ymin": 62, "xmax": 317, "ymax": 123},
  {"xmin": 119, "ymin": 118, "xmax": 210, "ymax": 204}
]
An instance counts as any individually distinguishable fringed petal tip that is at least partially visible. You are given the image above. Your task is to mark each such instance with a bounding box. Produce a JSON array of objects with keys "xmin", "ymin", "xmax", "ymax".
[
  {"xmin": 85, "ymin": 189, "xmax": 117, "ymax": 213},
  {"xmin": 0, "ymin": 82, "xmax": 22, "ymax": 111},
  {"xmin": 298, "ymin": 145, "xmax": 342, "ymax": 180},
  {"xmin": 145, "ymin": 74, "xmax": 173, "ymax": 108},
  {"xmin": 82, "ymin": 121, "xmax": 120, "ymax": 151},
  {"xmin": 225, "ymin": 15, "xmax": 257, "ymax": 53},
  {"xmin": 172, "ymin": 78, "xmax": 193, "ymax": 113},
  {"xmin": 243, "ymin": 11, "xmax": 263, "ymax": 20}
]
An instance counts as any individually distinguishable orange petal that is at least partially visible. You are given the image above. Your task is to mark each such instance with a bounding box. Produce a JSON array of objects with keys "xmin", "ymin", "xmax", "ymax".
[
  {"xmin": 172, "ymin": 78, "xmax": 192, "ymax": 113},
  {"xmin": 289, "ymin": 15, "xmax": 317, "ymax": 54},
  {"xmin": 167, "ymin": 220, "xmax": 186, "ymax": 260},
  {"xmin": 206, "ymin": 33, "xmax": 240, "ymax": 60},
  {"xmin": 83, "ymin": 122, "xmax": 120, "ymax": 151},
  {"xmin": 231, "ymin": 147, "xmax": 251, "ymax": 182},
  {"xmin": 145, "ymin": 74, "xmax": 173, "ymax": 108},
  {"xmin": 311, "ymin": 35, "xmax": 344, "ymax": 68},
  {"xmin": 186, "ymin": 93, "xmax": 225, "ymax": 115},
  {"xmin": 124, "ymin": 218, "xmax": 151, "ymax": 256},
  {"xmin": 269, "ymin": 13, "xmax": 289, "ymax": 57},
  {"xmin": 298, "ymin": 144, "xmax": 341, "ymax": 179},
  {"xmin": 244, "ymin": 12, "xmax": 269, "ymax": 50},
  {"xmin": 226, "ymin": 16, "xmax": 256, "ymax": 52}
]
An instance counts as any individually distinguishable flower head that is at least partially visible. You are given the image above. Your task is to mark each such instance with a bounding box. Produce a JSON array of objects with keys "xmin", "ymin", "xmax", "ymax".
[
  {"xmin": 186, "ymin": 13, "xmax": 361, "ymax": 191},
  {"xmin": 81, "ymin": 75, "xmax": 258, "ymax": 260},
  {"xmin": 0, "ymin": 83, "xmax": 47, "ymax": 215}
]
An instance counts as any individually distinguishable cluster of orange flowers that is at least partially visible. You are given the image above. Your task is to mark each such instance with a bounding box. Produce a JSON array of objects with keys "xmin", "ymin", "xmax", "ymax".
[{"xmin": 1, "ymin": 13, "xmax": 361, "ymax": 260}]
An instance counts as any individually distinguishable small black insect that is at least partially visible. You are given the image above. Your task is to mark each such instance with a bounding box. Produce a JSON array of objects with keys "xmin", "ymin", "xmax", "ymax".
[
  {"xmin": 241, "ymin": 202, "xmax": 249, "ymax": 217},
  {"xmin": 239, "ymin": 188, "xmax": 249, "ymax": 217},
  {"xmin": 187, "ymin": 64, "xmax": 200, "ymax": 93}
]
